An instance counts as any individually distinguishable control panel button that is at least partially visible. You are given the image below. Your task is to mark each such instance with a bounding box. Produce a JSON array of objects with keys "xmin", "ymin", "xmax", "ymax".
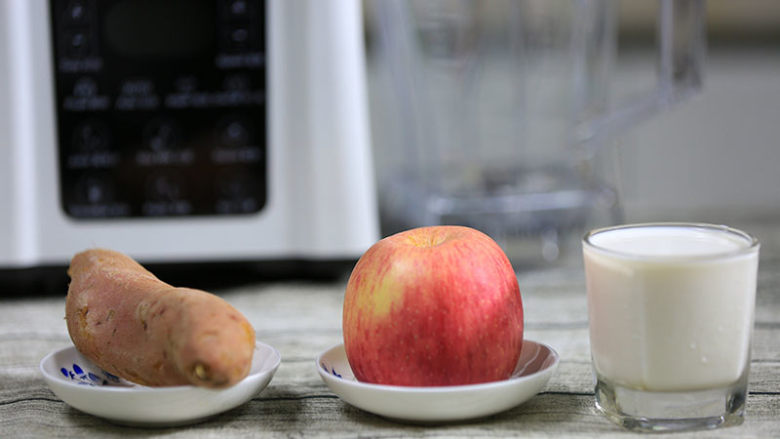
[
  {"xmin": 67, "ymin": 118, "xmax": 118, "ymax": 169},
  {"xmin": 62, "ymin": 0, "xmax": 92, "ymax": 26},
  {"xmin": 215, "ymin": 171, "xmax": 260, "ymax": 214},
  {"xmin": 75, "ymin": 174, "xmax": 113, "ymax": 204},
  {"xmin": 231, "ymin": 27, "xmax": 249, "ymax": 45},
  {"xmin": 72, "ymin": 119, "xmax": 109, "ymax": 152},
  {"xmin": 173, "ymin": 76, "xmax": 198, "ymax": 93},
  {"xmin": 146, "ymin": 173, "xmax": 185, "ymax": 202},
  {"xmin": 62, "ymin": 76, "xmax": 110, "ymax": 111},
  {"xmin": 62, "ymin": 28, "xmax": 92, "ymax": 58},
  {"xmin": 143, "ymin": 172, "xmax": 192, "ymax": 216},
  {"xmin": 222, "ymin": 0, "xmax": 256, "ymax": 22},
  {"xmin": 67, "ymin": 173, "xmax": 130, "ymax": 218},
  {"xmin": 72, "ymin": 76, "xmax": 98, "ymax": 97},
  {"xmin": 116, "ymin": 78, "xmax": 160, "ymax": 110},
  {"xmin": 137, "ymin": 118, "xmax": 193, "ymax": 166},
  {"xmin": 219, "ymin": 0, "xmax": 260, "ymax": 53},
  {"xmin": 221, "ymin": 25, "xmax": 259, "ymax": 52},
  {"xmin": 221, "ymin": 119, "xmax": 250, "ymax": 147},
  {"xmin": 229, "ymin": 0, "xmax": 249, "ymax": 18},
  {"xmin": 222, "ymin": 73, "xmax": 252, "ymax": 91},
  {"xmin": 143, "ymin": 119, "xmax": 180, "ymax": 151},
  {"xmin": 217, "ymin": 173, "xmax": 248, "ymax": 198},
  {"xmin": 211, "ymin": 115, "xmax": 262, "ymax": 164}
]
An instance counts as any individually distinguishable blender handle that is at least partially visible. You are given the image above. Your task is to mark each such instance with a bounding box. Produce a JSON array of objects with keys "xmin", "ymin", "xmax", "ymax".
[{"xmin": 577, "ymin": 0, "xmax": 706, "ymax": 148}]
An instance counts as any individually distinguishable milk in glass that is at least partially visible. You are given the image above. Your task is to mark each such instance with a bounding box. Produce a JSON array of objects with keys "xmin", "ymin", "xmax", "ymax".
[{"xmin": 583, "ymin": 225, "xmax": 758, "ymax": 392}]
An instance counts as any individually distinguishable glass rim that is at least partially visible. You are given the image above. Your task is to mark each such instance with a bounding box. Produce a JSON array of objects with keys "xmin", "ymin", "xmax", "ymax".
[{"xmin": 582, "ymin": 222, "xmax": 760, "ymax": 261}]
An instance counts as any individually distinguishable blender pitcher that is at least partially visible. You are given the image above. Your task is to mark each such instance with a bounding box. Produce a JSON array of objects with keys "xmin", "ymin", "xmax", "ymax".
[{"xmin": 369, "ymin": 0, "xmax": 704, "ymax": 267}]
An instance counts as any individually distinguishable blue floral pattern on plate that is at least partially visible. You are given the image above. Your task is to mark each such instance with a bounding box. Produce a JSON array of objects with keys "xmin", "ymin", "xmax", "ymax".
[
  {"xmin": 320, "ymin": 361, "xmax": 342, "ymax": 378},
  {"xmin": 59, "ymin": 362, "xmax": 130, "ymax": 387}
]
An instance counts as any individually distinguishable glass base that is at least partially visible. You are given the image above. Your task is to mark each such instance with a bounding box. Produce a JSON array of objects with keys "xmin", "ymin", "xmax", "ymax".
[{"xmin": 594, "ymin": 375, "xmax": 747, "ymax": 432}]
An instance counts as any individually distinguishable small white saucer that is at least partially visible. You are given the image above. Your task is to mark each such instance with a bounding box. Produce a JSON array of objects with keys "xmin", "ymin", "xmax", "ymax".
[
  {"xmin": 40, "ymin": 341, "xmax": 281, "ymax": 427},
  {"xmin": 316, "ymin": 339, "xmax": 559, "ymax": 423}
]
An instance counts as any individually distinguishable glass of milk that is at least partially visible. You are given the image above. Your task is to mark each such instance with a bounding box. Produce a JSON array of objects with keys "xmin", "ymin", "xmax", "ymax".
[{"xmin": 582, "ymin": 223, "xmax": 759, "ymax": 432}]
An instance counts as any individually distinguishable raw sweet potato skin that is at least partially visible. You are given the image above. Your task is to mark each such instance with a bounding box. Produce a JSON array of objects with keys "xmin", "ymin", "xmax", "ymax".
[{"xmin": 65, "ymin": 249, "xmax": 255, "ymax": 388}]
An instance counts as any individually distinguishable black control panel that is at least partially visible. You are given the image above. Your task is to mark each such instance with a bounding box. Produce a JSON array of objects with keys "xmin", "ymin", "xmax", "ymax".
[{"xmin": 50, "ymin": 0, "xmax": 266, "ymax": 218}]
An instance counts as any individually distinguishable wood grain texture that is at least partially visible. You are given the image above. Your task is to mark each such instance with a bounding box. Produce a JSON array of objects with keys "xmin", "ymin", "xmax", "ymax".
[{"xmin": 1, "ymin": 222, "xmax": 779, "ymax": 438}]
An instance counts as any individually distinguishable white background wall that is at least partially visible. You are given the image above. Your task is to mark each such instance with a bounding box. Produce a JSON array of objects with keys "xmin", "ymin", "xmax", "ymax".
[
  {"xmin": 616, "ymin": 0, "xmax": 780, "ymax": 223},
  {"xmin": 617, "ymin": 49, "xmax": 780, "ymax": 223}
]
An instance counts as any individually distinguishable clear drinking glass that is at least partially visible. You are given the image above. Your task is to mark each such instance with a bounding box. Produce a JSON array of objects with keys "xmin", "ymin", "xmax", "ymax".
[
  {"xmin": 369, "ymin": 0, "xmax": 704, "ymax": 267},
  {"xmin": 582, "ymin": 223, "xmax": 760, "ymax": 432}
]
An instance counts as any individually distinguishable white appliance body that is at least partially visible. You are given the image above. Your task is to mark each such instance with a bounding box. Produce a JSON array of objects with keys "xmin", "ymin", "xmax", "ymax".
[{"xmin": 0, "ymin": 0, "xmax": 378, "ymax": 268}]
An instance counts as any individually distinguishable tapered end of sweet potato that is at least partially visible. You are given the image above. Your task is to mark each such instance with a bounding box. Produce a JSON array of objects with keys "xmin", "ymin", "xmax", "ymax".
[{"xmin": 169, "ymin": 288, "xmax": 256, "ymax": 388}]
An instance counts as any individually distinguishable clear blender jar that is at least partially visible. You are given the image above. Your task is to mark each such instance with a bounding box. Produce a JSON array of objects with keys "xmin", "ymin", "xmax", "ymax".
[{"xmin": 368, "ymin": 0, "xmax": 705, "ymax": 268}]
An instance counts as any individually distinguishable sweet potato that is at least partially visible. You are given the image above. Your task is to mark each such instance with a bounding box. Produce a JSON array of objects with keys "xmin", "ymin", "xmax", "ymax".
[{"xmin": 65, "ymin": 249, "xmax": 255, "ymax": 388}]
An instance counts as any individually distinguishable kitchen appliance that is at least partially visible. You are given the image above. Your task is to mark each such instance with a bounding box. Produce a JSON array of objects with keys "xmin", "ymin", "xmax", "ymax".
[
  {"xmin": 369, "ymin": 0, "xmax": 704, "ymax": 267},
  {"xmin": 0, "ymin": 0, "xmax": 379, "ymax": 270}
]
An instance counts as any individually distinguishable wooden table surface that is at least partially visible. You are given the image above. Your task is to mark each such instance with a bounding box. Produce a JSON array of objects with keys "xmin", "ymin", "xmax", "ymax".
[{"xmin": 1, "ymin": 223, "xmax": 778, "ymax": 438}]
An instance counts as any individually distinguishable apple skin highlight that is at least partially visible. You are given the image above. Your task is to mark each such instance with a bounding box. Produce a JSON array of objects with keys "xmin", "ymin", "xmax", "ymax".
[{"xmin": 343, "ymin": 226, "xmax": 524, "ymax": 386}]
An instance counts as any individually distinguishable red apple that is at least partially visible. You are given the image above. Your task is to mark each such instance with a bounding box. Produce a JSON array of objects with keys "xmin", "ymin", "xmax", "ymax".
[{"xmin": 342, "ymin": 225, "xmax": 523, "ymax": 386}]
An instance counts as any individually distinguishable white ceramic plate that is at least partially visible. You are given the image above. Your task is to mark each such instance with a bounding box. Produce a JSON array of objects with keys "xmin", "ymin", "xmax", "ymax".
[
  {"xmin": 40, "ymin": 342, "xmax": 281, "ymax": 427},
  {"xmin": 316, "ymin": 339, "xmax": 559, "ymax": 423}
]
